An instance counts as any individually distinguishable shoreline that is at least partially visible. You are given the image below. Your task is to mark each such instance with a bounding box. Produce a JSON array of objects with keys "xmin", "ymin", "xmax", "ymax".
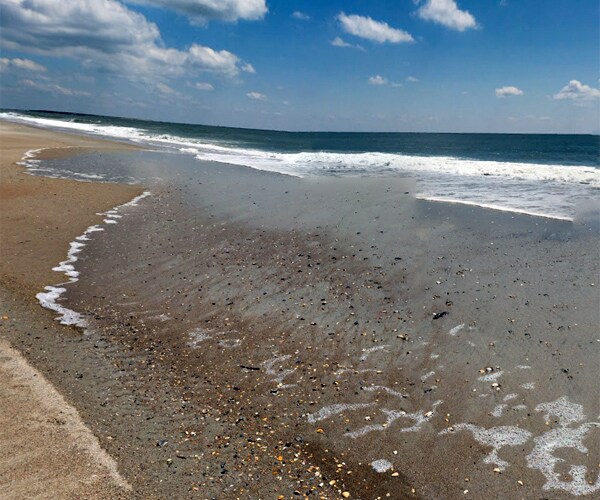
[
  {"xmin": 0, "ymin": 121, "xmax": 144, "ymax": 294},
  {"xmin": 0, "ymin": 122, "xmax": 146, "ymax": 497},
  {"xmin": 1, "ymin": 122, "xmax": 598, "ymax": 498}
]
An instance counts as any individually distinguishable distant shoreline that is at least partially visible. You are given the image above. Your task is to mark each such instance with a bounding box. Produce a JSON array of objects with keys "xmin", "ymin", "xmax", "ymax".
[
  {"xmin": 0, "ymin": 122, "xmax": 143, "ymax": 497},
  {"xmin": 3, "ymin": 107, "xmax": 599, "ymax": 136}
]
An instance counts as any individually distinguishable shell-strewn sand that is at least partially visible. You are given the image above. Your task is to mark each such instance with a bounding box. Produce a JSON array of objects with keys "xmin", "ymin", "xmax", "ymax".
[{"xmin": 1, "ymin": 122, "xmax": 598, "ymax": 499}]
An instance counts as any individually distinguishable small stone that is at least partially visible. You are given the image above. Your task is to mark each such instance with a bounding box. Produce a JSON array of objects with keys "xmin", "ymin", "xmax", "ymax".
[
  {"xmin": 391, "ymin": 472, "xmax": 399, "ymax": 477},
  {"xmin": 342, "ymin": 492, "xmax": 351, "ymax": 498},
  {"xmin": 493, "ymin": 468, "xmax": 502, "ymax": 473}
]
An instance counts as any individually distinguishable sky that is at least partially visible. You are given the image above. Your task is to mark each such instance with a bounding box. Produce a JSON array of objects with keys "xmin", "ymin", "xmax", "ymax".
[{"xmin": 0, "ymin": 0, "xmax": 599, "ymax": 133}]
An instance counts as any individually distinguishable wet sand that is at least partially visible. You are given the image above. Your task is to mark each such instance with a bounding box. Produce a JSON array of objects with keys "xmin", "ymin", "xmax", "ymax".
[
  {"xmin": 0, "ymin": 122, "xmax": 143, "ymax": 293},
  {"xmin": 1, "ymin": 123, "xmax": 598, "ymax": 499},
  {"xmin": 0, "ymin": 122, "xmax": 142, "ymax": 498},
  {"xmin": 61, "ymin": 153, "xmax": 598, "ymax": 498}
]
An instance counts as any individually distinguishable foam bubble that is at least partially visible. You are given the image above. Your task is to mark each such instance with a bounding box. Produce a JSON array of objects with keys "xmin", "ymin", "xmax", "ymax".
[
  {"xmin": 448, "ymin": 324, "xmax": 465, "ymax": 336},
  {"xmin": 526, "ymin": 397, "xmax": 600, "ymax": 495},
  {"xmin": 491, "ymin": 404, "xmax": 508, "ymax": 417},
  {"xmin": 441, "ymin": 423, "xmax": 532, "ymax": 471},
  {"xmin": 36, "ymin": 286, "xmax": 86, "ymax": 327},
  {"xmin": 307, "ymin": 403, "xmax": 376, "ymax": 424},
  {"xmin": 362, "ymin": 385, "xmax": 408, "ymax": 399},
  {"xmin": 188, "ymin": 328, "xmax": 212, "ymax": 347},
  {"xmin": 23, "ymin": 145, "xmax": 152, "ymax": 330},
  {"xmin": 346, "ymin": 401, "xmax": 442, "ymax": 439},
  {"xmin": 262, "ymin": 354, "xmax": 296, "ymax": 388},
  {"xmin": 478, "ymin": 370, "xmax": 504, "ymax": 383},
  {"xmin": 371, "ymin": 459, "xmax": 393, "ymax": 473},
  {"xmin": 360, "ymin": 345, "xmax": 390, "ymax": 361}
]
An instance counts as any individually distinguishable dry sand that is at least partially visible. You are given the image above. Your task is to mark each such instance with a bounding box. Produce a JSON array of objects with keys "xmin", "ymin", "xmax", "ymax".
[
  {"xmin": 0, "ymin": 122, "xmax": 142, "ymax": 499},
  {"xmin": 0, "ymin": 122, "xmax": 142, "ymax": 293}
]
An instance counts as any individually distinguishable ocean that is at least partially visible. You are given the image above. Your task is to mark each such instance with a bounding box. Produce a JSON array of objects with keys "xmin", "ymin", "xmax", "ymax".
[{"xmin": 2, "ymin": 109, "xmax": 599, "ymax": 220}]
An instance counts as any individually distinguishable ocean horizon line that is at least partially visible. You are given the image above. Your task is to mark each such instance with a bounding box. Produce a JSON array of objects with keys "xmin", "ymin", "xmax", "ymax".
[{"xmin": 2, "ymin": 108, "xmax": 598, "ymax": 137}]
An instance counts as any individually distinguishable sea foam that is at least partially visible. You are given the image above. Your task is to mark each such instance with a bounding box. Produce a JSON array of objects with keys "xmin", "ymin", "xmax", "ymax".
[
  {"xmin": 4, "ymin": 111, "xmax": 598, "ymax": 221},
  {"xmin": 21, "ymin": 147, "xmax": 152, "ymax": 327}
]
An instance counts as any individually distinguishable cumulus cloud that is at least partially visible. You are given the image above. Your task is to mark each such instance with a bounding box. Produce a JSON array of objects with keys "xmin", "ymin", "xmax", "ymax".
[
  {"xmin": 194, "ymin": 82, "xmax": 214, "ymax": 91},
  {"xmin": 247, "ymin": 91, "xmax": 267, "ymax": 100},
  {"xmin": 0, "ymin": 0, "xmax": 253, "ymax": 80},
  {"xmin": 406, "ymin": 76, "xmax": 420, "ymax": 83},
  {"xmin": 337, "ymin": 13, "xmax": 414, "ymax": 44},
  {"xmin": 128, "ymin": 0, "xmax": 267, "ymax": 23},
  {"xmin": 553, "ymin": 80, "xmax": 600, "ymax": 101},
  {"xmin": 0, "ymin": 57, "xmax": 46, "ymax": 72},
  {"xmin": 292, "ymin": 11, "xmax": 310, "ymax": 21},
  {"xmin": 415, "ymin": 0, "xmax": 477, "ymax": 31},
  {"xmin": 368, "ymin": 75, "xmax": 388, "ymax": 85},
  {"xmin": 188, "ymin": 44, "xmax": 244, "ymax": 77},
  {"xmin": 331, "ymin": 37, "xmax": 352, "ymax": 48},
  {"xmin": 330, "ymin": 37, "xmax": 365, "ymax": 51},
  {"xmin": 495, "ymin": 86, "xmax": 524, "ymax": 97}
]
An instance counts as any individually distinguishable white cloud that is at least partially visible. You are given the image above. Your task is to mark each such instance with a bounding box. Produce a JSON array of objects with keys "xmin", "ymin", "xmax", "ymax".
[
  {"xmin": 406, "ymin": 76, "xmax": 420, "ymax": 83},
  {"xmin": 188, "ymin": 44, "xmax": 244, "ymax": 77},
  {"xmin": 156, "ymin": 82, "xmax": 176, "ymax": 94},
  {"xmin": 247, "ymin": 91, "xmax": 267, "ymax": 101},
  {"xmin": 22, "ymin": 78, "xmax": 90, "ymax": 96},
  {"xmin": 331, "ymin": 37, "xmax": 352, "ymax": 48},
  {"xmin": 415, "ymin": 0, "xmax": 477, "ymax": 31},
  {"xmin": 368, "ymin": 75, "xmax": 388, "ymax": 85},
  {"xmin": 292, "ymin": 11, "xmax": 310, "ymax": 21},
  {"xmin": 495, "ymin": 86, "xmax": 524, "ymax": 97},
  {"xmin": 0, "ymin": 57, "xmax": 47, "ymax": 72},
  {"xmin": 241, "ymin": 62, "xmax": 256, "ymax": 73},
  {"xmin": 330, "ymin": 37, "xmax": 365, "ymax": 51},
  {"xmin": 553, "ymin": 80, "xmax": 600, "ymax": 101},
  {"xmin": 337, "ymin": 13, "xmax": 414, "ymax": 44},
  {"xmin": 194, "ymin": 82, "xmax": 214, "ymax": 91},
  {"xmin": 0, "ymin": 0, "xmax": 253, "ymax": 80},
  {"xmin": 128, "ymin": 0, "xmax": 267, "ymax": 23}
]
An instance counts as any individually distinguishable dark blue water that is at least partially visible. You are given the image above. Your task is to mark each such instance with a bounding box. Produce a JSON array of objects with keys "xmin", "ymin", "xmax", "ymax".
[
  {"xmin": 3, "ymin": 109, "xmax": 599, "ymax": 220},
  {"xmin": 4, "ymin": 109, "xmax": 599, "ymax": 167}
]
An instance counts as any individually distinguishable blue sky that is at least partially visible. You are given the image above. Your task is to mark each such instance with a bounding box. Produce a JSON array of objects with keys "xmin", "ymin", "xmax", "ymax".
[{"xmin": 1, "ymin": 0, "xmax": 598, "ymax": 133}]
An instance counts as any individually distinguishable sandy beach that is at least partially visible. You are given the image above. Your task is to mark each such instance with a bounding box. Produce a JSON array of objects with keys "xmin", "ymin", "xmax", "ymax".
[
  {"xmin": 0, "ymin": 122, "xmax": 141, "ymax": 498},
  {"xmin": 1, "ymin": 122, "xmax": 598, "ymax": 499}
]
